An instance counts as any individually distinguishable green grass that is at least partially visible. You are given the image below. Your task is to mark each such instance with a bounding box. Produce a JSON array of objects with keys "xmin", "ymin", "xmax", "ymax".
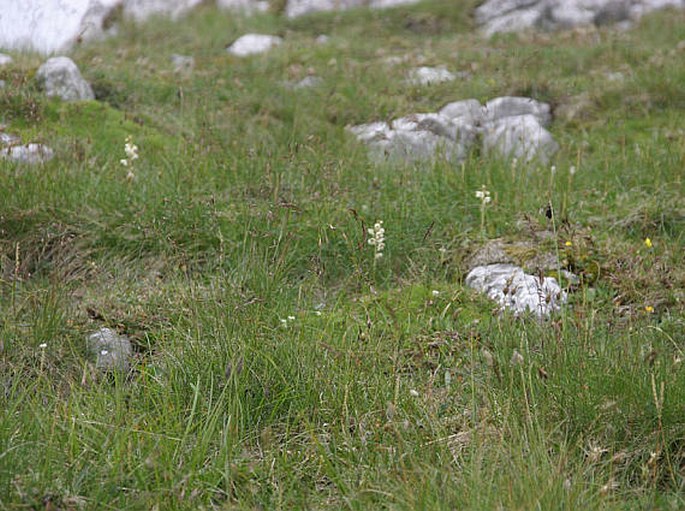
[{"xmin": 1, "ymin": 1, "xmax": 684, "ymax": 509}]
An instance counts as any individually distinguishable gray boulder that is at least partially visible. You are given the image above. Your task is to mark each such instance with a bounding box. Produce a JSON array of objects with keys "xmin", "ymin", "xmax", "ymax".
[
  {"xmin": 0, "ymin": 143, "xmax": 55, "ymax": 164},
  {"xmin": 406, "ymin": 66, "xmax": 457, "ymax": 86},
  {"xmin": 123, "ymin": 0, "xmax": 204, "ymax": 21},
  {"xmin": 439, "ymin": 99, "xmax": 485, "ymax": 126},
  {"xmin": 482, "ymin": 114, "xmax": 558, "ymax": 163},
  {"xmin": 0, "ymin": 0, "xmax": 215, "ymax": 55},
  {"xmin": 466, "ymin": 263, "xmax": 565, "ymax": 318},
  {"xmin": 483, "ymin": 96, "xmax": 552, "ymax": 126},
  {"xmin": 87, "ymin": 328, "xmax": 133, "ymax": 372},
  {"xmin": 36, "ymin": 57, "xmax": 94, "ymax": 101},
  {"xmin": 217, "ymin": 0, "xmax": 270, "ymax": 12},
  {"xmin": 285, "ymin": 0, "xmax": 420, "ymax": 18},
  {"xmin": 0, "ymin": 133, "xmax": 20, "ymax": 146},
  {"xmin": 0, "ymin": 0, "xmax": 117, "ymax": 54},
  {"xmin": 476, "ymin": 0, "xmax": 685, "ymax": 36},
  {"xmin": 350, "ymin": 97, "xmax": 557, "ymax": 165},
  {"xmin": 227, "ymin": 34, "xmax": 283, "ymax": 57},
  {"xmin": 348, "ymin": 113, "xmax": 477, "ymax": 164}
]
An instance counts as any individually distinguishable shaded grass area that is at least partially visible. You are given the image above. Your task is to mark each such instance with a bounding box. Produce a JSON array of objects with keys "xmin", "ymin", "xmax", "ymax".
[{"xmin": 1, "ymin": 1, "xmax": 684, "ymax": 509}]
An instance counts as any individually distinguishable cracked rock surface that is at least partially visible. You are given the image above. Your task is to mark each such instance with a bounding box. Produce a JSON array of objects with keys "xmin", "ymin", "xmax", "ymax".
[
  {"xmin": 349, "ymin": 96, "xmax": 557, "ymax": 165},
  {"xmin": 36, "ymin": 57, "xmax": 94, "ymax": 101},
  {"xmin": 87, "ymin": 328, "xmax": 133, "ymax": 372},
  {"xmin": 476, "ymin": 0, "xmax": 685, "ymax": 36},
  {"xmin": 466, "ymin": 263, "xmax": 566, "ymax": 318}
]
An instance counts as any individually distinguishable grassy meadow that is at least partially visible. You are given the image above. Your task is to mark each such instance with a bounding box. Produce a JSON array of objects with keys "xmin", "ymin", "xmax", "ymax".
[{"xmin": 1, "ymin": 0, "xmax": 684, "ymax": 508}]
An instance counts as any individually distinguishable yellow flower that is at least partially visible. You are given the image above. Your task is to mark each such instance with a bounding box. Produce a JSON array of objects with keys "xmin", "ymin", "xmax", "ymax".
[
  {"xmin": 565, "ymin": 241, "xmax": 572, "ymax": 247},
  {"xmin": 645, "ymin": 305, "xmax": 654, "ymax": 313},
  {"xmin": 644, "ymin": 238, "xmax": 653, "ymax": 248}
]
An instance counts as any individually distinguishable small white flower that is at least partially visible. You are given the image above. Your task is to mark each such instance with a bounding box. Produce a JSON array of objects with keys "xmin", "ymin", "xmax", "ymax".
[
  {"xmin": 100, "ymin": 349, "xmax": 109, "ymax": 356},
  {"xmin": 39, "ymin": 343, "xmax": 47, "ymax": 349},
  {"xmin": 368, "ymin": 219, "xmax": 386, "ymax": 260},
  {"xmin": 287, "ymin": 315, "xmax": 296, "ymax": 321},
  {"xmin": 125, "ymin": 143, "xmax": 139, "ymax": 161},
  {"xmin": 409, "ymin": 389, "xmax": 419, "ymax": 397},
  {"xmin": 120, "ymin": 136, "xmax": 140, "ymax": 169},
  {"xmin": 431, "ymin": 290, "xmax": 440, "ymax": 297},
  {"xmin": 475, "ymin": 185, "xmax": 491, "ymax": 206},
  {"xmin": 569, "ymin": 165, "xmax": 577, "ymax": 176}
]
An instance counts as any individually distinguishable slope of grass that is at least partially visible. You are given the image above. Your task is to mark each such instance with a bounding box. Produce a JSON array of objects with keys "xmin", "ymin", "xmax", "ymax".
[{"xmin": 1, "ymin": 1, "xmax": 684, "ymax": 509}]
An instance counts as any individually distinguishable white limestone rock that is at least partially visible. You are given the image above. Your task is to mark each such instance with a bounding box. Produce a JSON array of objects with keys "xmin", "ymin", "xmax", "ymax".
[
  {"xmin": 36, "ymin": 57, "xmax": 94, "ymax": 101},
  {"xmin": 476, "ymin": 0, "xmax": 685, "ymax": 35},
  {"xmin": 0, "ymin": 133, "xmax": 20, "ymax": 146},
  {"xmin": 482, "ymin": 114, "xmax": 558, "ymax": 163},
  {"xmin": 479, "ymin": 7, "xmax": 541, "ymax": 36},
  {"xmin": 466, "ymin": 263, "xmax": 566, "ymax": 318},
  {"xmin": 87, "ymin": 328, "xmax": 133, "ymax": 372},
  {"xmin": 439, "ymin": 99, "xmax": 485, "ymax": 127},
  {"xmin": 217, "ymin": 0, "xmax": 270, "ymax": 12},
  {"xmin": 0, "ymin": 0, "xmax": 207, "ymax": 55},
  {"xmin": 0, "ymin": 0, "xmax": 117, "ymax": 54},
  {"xmin": 483, "ymin": 96, "xmax": 552, "ymax": 127},
  {"xmin": 1, "ymin": 144, "xmax": 55, "ymax": 164},
  {"xmin": 347, "ymin": 122, "xmax": 392, "ymax": 144},
  {"xmin": 123, "ymin": 0, "xmax": 204, "ymax": 21},
  {"xmin": 406, "ymin": 66, "xmax": 456, "ymax": 86},
  {"xmin": 285, "ymin": 0, "xmax": 420, "ymax": 18},
  {"xmin": 227, "ymin": 34, "xmax": 283, "ymax": 57},
  {"xmin": 348, "ymin": 113, "xmax": 477, "ymax": 165},
  {"xmin": 350, "ymin": 96, "xmax": 557, "ymax": 165}
]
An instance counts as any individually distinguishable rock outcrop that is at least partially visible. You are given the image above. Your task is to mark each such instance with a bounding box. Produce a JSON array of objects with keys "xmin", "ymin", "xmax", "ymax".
[
  {"xmin": 36, "ymin": 57, "xmax": 95, "ymax": 101},
  {"xmin": 466, "ymin": 263, "xmax": 566, "ymax": 318},
  {"xmin": 476, "ymin": 0, "xmax": 685, "ymax": 36},
  {"xmin": 406, "ymin": 66, "xmax": 457, "ymax": 86},
  {"xmin": 349, "ymin": 96, "xmax": 557, "ymax": 165},
  {"xmin": 285, "ymin": 0, "xmax": 421, "ymax": 18},
  {"xmin": 1, "ymin": 143, "xmax": 55, "ymax": 165},
  {"xmin": 87, "ymin": 328, "xmax": 133, "ymax": 372},
  {"xmin": 482, "ymin": 114, "xmax": 559, "ymax": 163},
  {"xmin": 0, "ymin": 0, "xmax": 265, "ymax": 55},
  {"xmin": 348, "ymin": 114, "xmax": 478, "ymax": 164},
  {"xmin": 227, "ymin": 34, "xmax": 283, "ymax": 57}
]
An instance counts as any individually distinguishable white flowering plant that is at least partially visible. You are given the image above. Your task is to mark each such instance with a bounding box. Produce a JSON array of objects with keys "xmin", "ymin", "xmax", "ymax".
[
  {"xmin": 120, "ymin": 135, "xmax": 139, "ymax": 181},
  {"xmin": 367, "ymin": 220, "xmax": 386, "ymax": 260},
  {"xmin": 475, "ymin": 185, "xmax": 491, "ymax": 235}
]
